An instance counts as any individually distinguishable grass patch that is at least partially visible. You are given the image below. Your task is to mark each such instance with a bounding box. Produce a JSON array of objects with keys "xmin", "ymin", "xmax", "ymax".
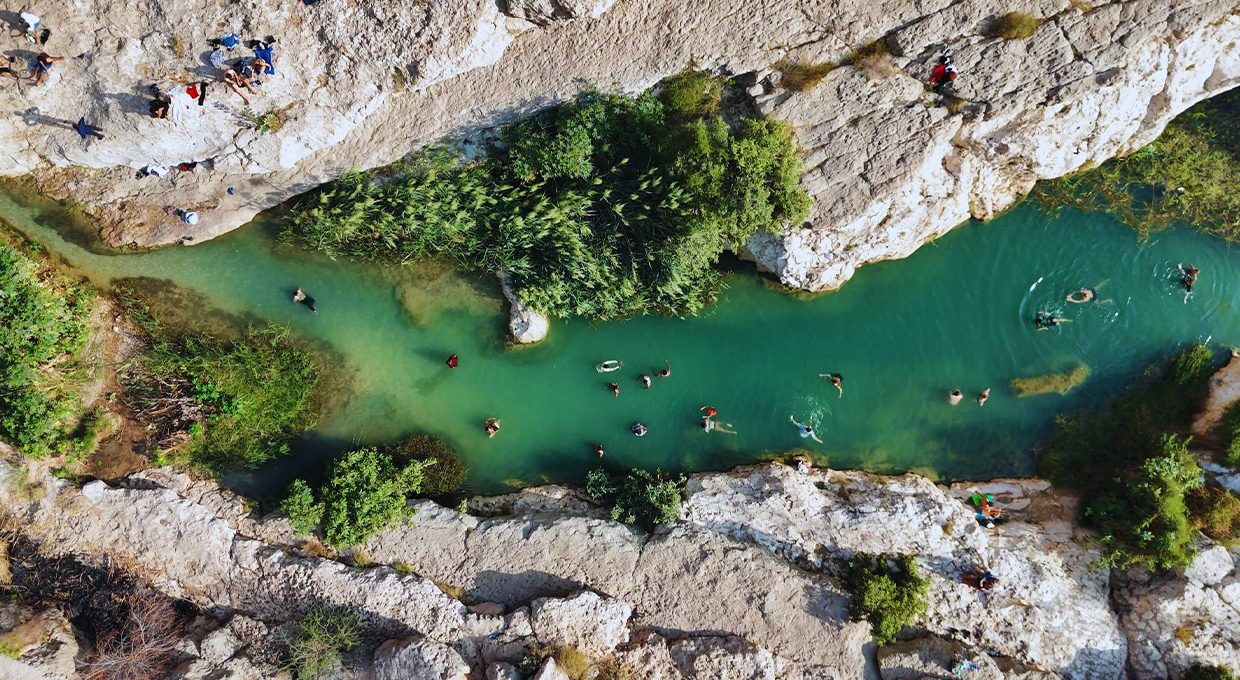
[
  {"xmin": 432, "ymin": 579, "xmax": 465, "ymax": 601},
  {"xmin": 1215, "ymin": 400, "xmax": 1240, "ymax": 468},
  {"xmin": 1188, "ymin": 485, "xmax": 1240, "ymax": 546},
  {"xmin": 349, "ymin": 550, "xmax": 372, "ymax": 568},
  {"xmin": 243, "ymin": 108, "xmax": 284, "ymax": 133},
  {"xmin": 520, "ymin": 643, "xmax": 593, "ymax": 680},
  {"xmin": 847, "ymin": 37, "xmax": 890, "ymax": 64},
  {"xmin": 1185, "ymin": 665, "xmax": 1237, "ymax": 680},
  {"xmin": 388, "ymin": 435, "xmax": 466, "ymax": 496},
  {"xmin": 846, "ymin": 552, "xmax": 929, "ymax": 645},
  {"xmin": 284, "ymin": 606, "xmax": 361, "ymax": 680},
  {"xmin": 1068, "ymin": 0, "xmax": 1092, "ymax": 11},
  {"xmin": 283, "ymin": 80, "xmax": 809, "ymax": 322},
  {"xmin": 118, "ymin": 291, "xmax": 320, "ymax": 473},
  {"xmin": 1010, "ymin": 364, "xmax": 1090, "ymax": 397},
  {"xmin": 659, "ymin": 68, "xmax": 725, "ymax": 117},
  {"xmin": 167, "ymin": 35, "xmax": 186, "ymax": 59},
  {"xmin": 988, "ymin": 12, "xmax": 1043, "ymax": 40},
  {"xmin": 1034, "ymin": 88, "xmax": 1240, "ymax": 241},
  {"xmin": 1038, "ymin": 344, "xmax": 1219, "ymax": 570},
  {"xmin": 775, "ymin": 59, "xmax": 835, "ymax": 92}
]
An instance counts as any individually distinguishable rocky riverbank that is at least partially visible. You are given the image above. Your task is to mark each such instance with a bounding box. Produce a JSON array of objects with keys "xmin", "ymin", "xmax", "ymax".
[
  {"xmin": 6, "ymin": 0, "xmax": 1238, "ymax": 297},
  {"xmin": 0, "ymin": 457, "xmax": 1235, "ymax": 680}
]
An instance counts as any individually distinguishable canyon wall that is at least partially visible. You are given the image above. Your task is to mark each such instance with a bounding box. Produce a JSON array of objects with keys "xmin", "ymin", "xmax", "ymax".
[{"xmin": 7, "ymin": 0, "xmax": 1238, "ymax": 291}]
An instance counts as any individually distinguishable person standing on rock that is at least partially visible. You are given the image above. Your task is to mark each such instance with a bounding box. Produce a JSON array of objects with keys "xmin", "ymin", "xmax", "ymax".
[
  {"xmin": 790, "ymin": 415, "xmax": 823, "ymax": 444},
  {"xmin": 74, "ymin": 117, "xmax": 103, "ymax": 140}
]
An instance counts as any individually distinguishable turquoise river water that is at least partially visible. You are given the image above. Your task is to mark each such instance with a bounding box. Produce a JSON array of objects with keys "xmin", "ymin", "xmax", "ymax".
[{"xmin": 4, "ymin": 192, "xmax": 1236, "ymax": 495}]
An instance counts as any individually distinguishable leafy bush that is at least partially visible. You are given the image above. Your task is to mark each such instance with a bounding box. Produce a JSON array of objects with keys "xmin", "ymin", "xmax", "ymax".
[
  {"xmin": 0, "ymin": 243, "xmax": 92, "ymax": 457},
  {"xmin": 846, "ymin": 552, "xmax": 929, "ymax": 645},
  {"xmin": 317, "ymin": 448, "xmax": 430, "ymax": 547},
  {"xmin": 122, "ymin": 321, "xmax": 320, "ymax": 472},
  {"xmin": 285, "ymin": 606, "xmax": 361, "ymax": 679},
  {"xmin": 587, "ymin": 467, "xmax": 682, "ymax": 529},
  {"xmin": 989, "ymin": 12, "xmax": 1043, "ymax": 40},
  {"xmin": 389, "ymin": 435, "xmax": 465, "ymax": 496},
  {"xmin": 1010, "ymin": 364, "xmax": 1090, "ymax": 397},
  {"xmin": 282, "ymin": 479, "xmax": 324, "ymax": 536},
  {"xmin": 1038, "ymin": 344, "xmax": 1218, "ymax": 571},
  {"xmin": 1188, "ymin": 485, "xmax": 1240, "ymax": 546},
  {"xmin": 1215, "ymin": 401, "xmax": 1240, "ymax": 468},
  {"xmin": 775, "ymin": 59, "xmax": 835, "ymax": 92},
  {"xmin": 1035, "ymin": 88, "xmax": 1240, "ymax": 241},
  {"xmin": 660, "ymin": 68, "xmax": 725, "ymax": 117},
  {"xmin": 285, "ymin": 86, "xmax": 809, "ymax": 322},
  {"xmin": 584, "ymin": 467, "xmax": 615, "ymax": 499},
  {"xmin": 1184, "ymin": 665, "xmax": 1237, "ymax": 680}
]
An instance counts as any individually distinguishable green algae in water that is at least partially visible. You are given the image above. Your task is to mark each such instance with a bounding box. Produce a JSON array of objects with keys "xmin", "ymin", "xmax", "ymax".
[
  {"xmin": 1010, "ymin": 364, "xmax": 1091, "ymax": 398},
  {"xmin": 3, "ymin": 188, "xmax": 1237, "ymax": 497}
]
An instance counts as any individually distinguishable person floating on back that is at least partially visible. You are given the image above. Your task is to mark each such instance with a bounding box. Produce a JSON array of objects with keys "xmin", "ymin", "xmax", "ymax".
[
  {"xmin": 820, "ymin": 373, "xmax": 843, "ymax": 397},
  {"xmin": 293, "ymin": 287, "xmax": 317, "ymax": 314},
  {"xmin": 1065, "ymin": 288, "xmax": 1094, "ymax": 304},
  {"xmin": 1179, "ymin": 263, "xmax": 1199, "ymax": 303},
  {"xmin": 790, "ymin": 415, "xmax": 823, "ymax": 444},
  {"xmin": 701, "ymin": 417, "xmax": 736, "ymax": 435},
  {"xmin": 948, "ymin": 389, "xmax": 963, "ymax": 405},
  {"xmin": 596, "ymin": 359, "xmax": 622, "ymax": 373},
  {"xmin": 655, "ymin": 360, "xmax": 670, "ymax": 377},
  {"xmin": 977, "ymin": 388, "xmax": 990, "ymax": 406},
  {"xmin": 484, "ymin": 418, "xmax": 501, "ymax": 438},
  {"xmin": 445, "ymin": 354, "xmax": 458, "ymax": 369},
  {"xmin": 75, "ymin": 117, "xmax": 103, "ymax": 140},
  {"xmin": 638, "ymin": 374, "xmax": 651, "ymax": 388},
  {"xmin": 631, "ymin": 422, "xmax": 647, "ymax": 437}
]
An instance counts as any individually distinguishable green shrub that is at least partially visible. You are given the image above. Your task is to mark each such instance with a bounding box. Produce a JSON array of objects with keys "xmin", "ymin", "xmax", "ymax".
[
  {"xmin": 282, "ymin": 479, "xmax": 324, "ymax": 536},
  {"xmin": 0, "ymin": 243, "xmax": 92, "ymax": 457},
  {"xmin": 584, "ymin": 467, "xmax": 615, "ymax": 499},
  {"xmin": 586, "ymin": 466, "xmax": 681, "ymax": 529},
  {"xmin": 1010, "ymin": 364, "xmax": 1090, "ymax": 397},
  {"xmin": 775, "ymin": 59, "xmax": 835, "ymax": 92},
  {"xmin": 65, "ymin": 407, "xmax": 115, "ymax": 462},
  {"xmin": 285, "ymin": 606, "xmax": 362, "ymax": 679},
  {"xmin": 1184, "ymin": 665, "xmax": 1236, "ymax": 680},
  {"xmin": 318, "ymin": 448, "xmax": 430, "ymax": 547},
  {"xmin": 846, "ymin": 552, "xmax": 929, "ymax": 645},
  {"xmin": 1035, "ymin": 88, "xmax": 1240, "ymax": 242},
  {"xmin": 122, "ymin": 321, "xmax": 320, "ymax": 472},
  {"xmin": 660, "ymin": 68, "xmax": 725, "ymax": 117},
  {"xmin": 989, "ymin": 12, "xmax": 1043, "ymax": 40},
  {"xmin": 285, "ymin": 90, "xmax": 809, "ymax": 322},
  {"xmin": 389, "ymin": 435, "xmax": 465, "ymax": 496},
  {"xmin": 1188, "ymin": 485, "xmax": 1240, "ymax": 546},
  {"xmin": 1216, "ymin": 401, "xmax": 1240, "ymax": 468}
]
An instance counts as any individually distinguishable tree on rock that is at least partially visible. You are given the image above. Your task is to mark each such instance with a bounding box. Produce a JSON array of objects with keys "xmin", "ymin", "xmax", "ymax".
[{"xmin": 846, "ymin": 552, "xmax": 929, "ymax": 645}]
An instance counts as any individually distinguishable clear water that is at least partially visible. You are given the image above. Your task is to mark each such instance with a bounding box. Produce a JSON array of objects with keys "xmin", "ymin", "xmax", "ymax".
[{"xmin": 3, "ymin": 191, "xmax": 1235, "ymax": 495}]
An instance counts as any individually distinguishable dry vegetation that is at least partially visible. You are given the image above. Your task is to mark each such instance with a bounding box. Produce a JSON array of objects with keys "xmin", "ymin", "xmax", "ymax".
[{"xmin": 775, "ymin": 59, "xmax": 835, "ymax": 91}]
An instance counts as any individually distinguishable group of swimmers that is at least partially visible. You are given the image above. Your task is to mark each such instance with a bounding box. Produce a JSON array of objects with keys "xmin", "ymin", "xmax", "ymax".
[{"xmin": 1037, "ymin": 264, "xmax": 1200, "ymax": 330}]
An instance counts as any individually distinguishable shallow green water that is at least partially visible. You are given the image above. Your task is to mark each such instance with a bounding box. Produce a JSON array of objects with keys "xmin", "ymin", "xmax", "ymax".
[{"xmin": 4, "ymin": 192, "xmax": 1236, "ymax": 495}]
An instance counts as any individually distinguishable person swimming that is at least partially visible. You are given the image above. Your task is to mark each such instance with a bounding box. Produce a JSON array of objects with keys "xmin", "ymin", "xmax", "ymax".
[
  {"xmin": 701, "ymin": 417, "xmax": 736, "ymax": 435},
  {"xmin": 445, "ymin": 354, "xmax": 458, "ymax": 369},
  {"xmin": 701, "ymin": 406, "xmax": 717, "ymax": 419},
  {"xmin": 790, "ymin": 415, "xmax": 823, "ymax": 444},
  {"xmin": 483, "ymin": 418, "xmax": 501, "ymax": 438},
  {"xmin": 655, "ymin": 360, "xmax": 670, "ymax": 378},
  {"xmin": 1066, "ymin": 289, "xmax": 1095, "ymax": 304},
  {"xmin": 631, "ymin": 422, "xmax": 648, "ymax": 437},
  {"xmin": 607, "ymin": 382, "xmax": 619, "ymax": 397},
  {"xmin": 293, "ymin": 287, "xmax": 318, "ymax": 313},
  {"xmin": 1180, "ymin": 263, "xmax": 1199, "ymax": 303},
  {"xmin": 591, "ymin": 443, "xmax": 605, "ymax": 458},
  {"xmin": 977, "ymin": 388, "xmax": 990, "ymax": 406},
  {"xmin": 639, "ymin": 374, "xmax": 652, "ymax": 388},
  {"xmin": 948, "ymin": 390, "xmax": 963, "ymax": 405},
  {"xmin": 819, "ymin": 373, "xmax": 843, "ymax": 397},
  {"xmin": 596, "ymin": 360, "xmax": 623, "ymax": 372},
  {"xmin": 1034, "ymin": 311, "xmax": 1071, "ymax": 331}
]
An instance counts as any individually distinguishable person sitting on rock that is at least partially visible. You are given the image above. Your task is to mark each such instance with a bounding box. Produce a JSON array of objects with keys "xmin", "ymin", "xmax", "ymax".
[
  {"xmin": 28, "ymin": 52, "xmax": 61, "ymax": 86},
  {"xmin": 221, "ymin": 67, "xmax": 255, "ymax": 104},
  {"xmin": 962, "ymin": 570, "xmax": 998, "ymax": 593}
]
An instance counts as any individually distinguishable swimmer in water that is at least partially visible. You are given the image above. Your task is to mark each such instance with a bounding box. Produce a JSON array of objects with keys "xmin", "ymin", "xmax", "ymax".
[
  {"xmin": 1034, "ymin": 311, "xmax": 1071, "ymax": 331},
  {"xmin": 701, "ymin": 406, "xmax": 717, "ymax": 419},
  {"xmin": 819, "ymin": 373, "xmax": 843, "ymax": 397},
  {"xmin": 631, "ymin": 422, "xmax": 648, "ymax": 437},
  {"xmin": 790, "ymin": 415, "xmax": 823, "ymax": 444},
  {"xmin": 591, "ymin": 443, "xmax": 605, "ymax": 458},
  {"xmin": 607, "ymin": 382, "xmax": 619, "ymax": 397},
  {"xmin": 977, "ymin": 388, "xmax": 990, "ymax": 406},
  {"xmin": 597, "ymin": 360, "xmax": 623, "ymax": 372},
  {"xmin": 293, "ymin": 287, "xmax": 318, "ymax": 314},
  {"xmin": 483, "ymin": 418, "xmax": 501, "ymax": 438},
  {"xmin": 701, "ymin": 417, "xmax": 736, "ymax": 434},
  {"xmin": 1179, "ymin": 263, "xmax": 1199, "ymax": 303},
  {"xmin": 949, "ymin": 390, "xmax": 963, "ymax": 405},
  {"xmin": 639, "ymin": 374, "xmax": 652, "ymax": 388},
  {"xmin": 445, "ymin": 354, "xmax": 458, "ymax": 369},
  {"xmin": 655, "ymin": 360, "xmax": 670, "ymax": 378},
  {"xmin": 1066, "ymin": 289, "xmax": 1095, "ymax": 304}
]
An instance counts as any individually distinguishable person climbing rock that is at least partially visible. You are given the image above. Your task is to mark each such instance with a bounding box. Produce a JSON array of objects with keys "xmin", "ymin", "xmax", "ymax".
[
  {"xmin": 1066, "ymin": 288, "xmax": 1095, "ymax": 304},
  {"xmin": 631, "ymin": 422, "xmax": 647, "ymax": 437},
  {"xmin": 928, "ymin": 54, "xmax": 957, "ymax": 93},
  {"xmin": 948, "ymin": 389, "xmax": 963, "ymax": 405},
  {"xmin": 596, "ymin": 360, "xmax": 622, "ymax": 373},
  {"xmin": 484, "ymin": 418, "xmax": 501, "ymax": 438},
  {"xmin": 793, "ymin": 455, "xmax": 812, "ymax": 474},
  {"xmin": 293, "ymin": 287, "xmax": 317, "ymax": 313},
  {"xmin": 790, "ymin": 415, "xmax": 823, "ymax": 444},
  {"xmin": 28, "ymin": 52, "xmax": 61, "ymax": 86},
  {"xmin": 445, "ymin": 354, "xmax": 458, "ymax": 369},
  {"xmin": 655, "ymin": 360, "xmax": 670, "ymax": 377},
  {"xmin": 977, "ymin": 388, "xmax": 990, "ymax": 406},
  {"xmin": 962, "ymin": 570, "xmax": 998, "ymax": 593},
  {"xmin": 607, "ymin": 382, "xmax": 619, "ymax": 397},
  {"xmin": 74, "ymin": 117, "xmax": 103, "ymax": 140},
  {"xmin": 638, "ymin": 374, "xmax": 651, "ymax": 388},
  {"xmin": 1180, "ymin": 263, "xmax": 1199, "ymax": 303},
  {"xmin": 820, "ymin": 373, "xmax": 843, "ymax": 397},
  {"xmin": 591, "ymin": 443, "xmax": 604, "ymax": 458}
]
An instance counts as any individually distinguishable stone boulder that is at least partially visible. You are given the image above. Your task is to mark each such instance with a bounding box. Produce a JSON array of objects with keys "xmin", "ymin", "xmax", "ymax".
[
  {"xmin": 531, "ymin": 657, "xmax": 571, "ymax": 680},
  {"xmin": 487, "ymin": 661, "xmax": 523, "ymax": 680},
  {"xmin": 529, "ymin": 590, "xmax": 632, "ymax": 657},
  {"xmin": 500, "ymin": 272, "xmax": 550, "ymax": 344},
  {"xmin": 373, "ymin": 636, "xmax": 471, "ymax": 680},
  {"xmin": 0, "ymin": 604, "xmax": 79, "ymax": 680}
]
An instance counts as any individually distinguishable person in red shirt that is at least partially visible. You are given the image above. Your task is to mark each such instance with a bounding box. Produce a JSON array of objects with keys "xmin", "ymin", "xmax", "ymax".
[
  {"xmin": 929, "ymin": 55, "xmax": 958, "ymax": 93},
  {"xmin": 446, "ymin": 354, "xmax": 458, "ymax": 369}
]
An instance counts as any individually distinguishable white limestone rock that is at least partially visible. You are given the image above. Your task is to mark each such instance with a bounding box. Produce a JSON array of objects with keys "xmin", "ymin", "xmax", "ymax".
[
  {"xmin": 531, "ymin": 657, "xmax": 571, "ymax": 680},
  {"xmin": 486, "ymin": 661, "xmax": 523, "ymax": 680},
  {"xmin": 0, "ymin": 604, "xmax": 79, "ymax": 680},
  {"xmin": 373, "ymin": 636, "xmax": 471, "ymax": 680},
  {"xmin": 529, "ymin": 590, "xmax": 632, "ymax": 657},
  {"xmin": 500, "ymin": 272, "xmax": 551, "ymax": 344}
]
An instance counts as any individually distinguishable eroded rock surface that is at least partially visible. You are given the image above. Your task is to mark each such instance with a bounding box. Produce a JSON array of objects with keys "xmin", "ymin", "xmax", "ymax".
[{"xmin": 11, "ymin": 0, "xmax": 1238, "ymax": 297}]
